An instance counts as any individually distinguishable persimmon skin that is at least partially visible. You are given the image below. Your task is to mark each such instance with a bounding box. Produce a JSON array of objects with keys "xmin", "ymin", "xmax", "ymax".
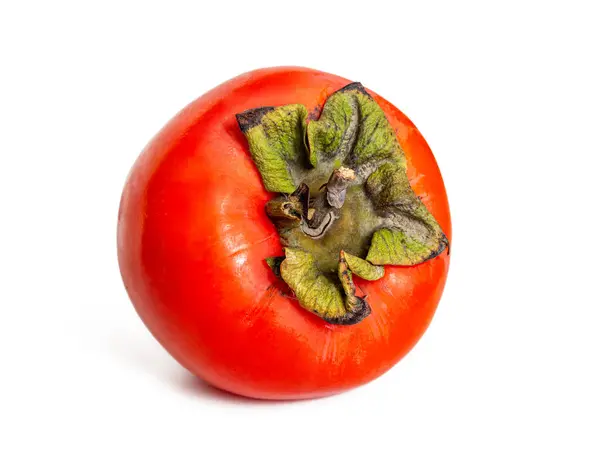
[{"xmin": 117, "ymin": 67, "xmax": 451, "ymax": 400}]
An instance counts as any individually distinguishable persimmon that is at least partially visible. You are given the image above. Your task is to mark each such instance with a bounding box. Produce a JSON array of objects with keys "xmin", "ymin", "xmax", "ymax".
[{"xmin": 118, "ymin": 67, "xmax": 451, "ymax": 400}]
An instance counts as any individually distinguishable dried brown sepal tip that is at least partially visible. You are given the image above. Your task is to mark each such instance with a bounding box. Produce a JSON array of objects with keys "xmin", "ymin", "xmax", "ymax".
[{"xmin": 236, "ymin": 107, "xmax": 275, "ymax": 133}]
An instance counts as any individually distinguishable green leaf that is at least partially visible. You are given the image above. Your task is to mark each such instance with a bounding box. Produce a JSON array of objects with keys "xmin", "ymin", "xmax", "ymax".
[
  {"xmin": 341, "ymin": 251, "xmax": 384, "ymax": 280},
  {"xmin": 280, "ymin": 248, "xmax": 371, "ymax": 325},
  {"xmin": 365, "ymin": 161, "xmax": 414, "ymax": 208},
  {"xmin": 306, "ymin": 88, "xmax": 358, "ymax": 166},
  {"xmin": 306, "ymin": 83, "xmax": 405, "ymax": 172},
  {"xmin": 280, "ymin": 248, "xmax": 346, "ymax": 320},
  {"xmin": 366, "ymin": 221, "xmax": 447, "ymax": 266},
  {"xmin": 236, "ymin": 105, "xmax": 308, "ymax": 193}
]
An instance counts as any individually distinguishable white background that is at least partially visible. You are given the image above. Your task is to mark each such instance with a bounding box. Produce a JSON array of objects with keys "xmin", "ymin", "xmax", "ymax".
[{"xmin": 1, "ymin": 1, "xmax": 599, "ymax": 448}]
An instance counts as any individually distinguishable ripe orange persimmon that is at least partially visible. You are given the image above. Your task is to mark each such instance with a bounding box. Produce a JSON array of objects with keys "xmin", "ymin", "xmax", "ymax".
[{"xmin": 118, "ymin": 67, "xmax": 451, "ymax": 400}]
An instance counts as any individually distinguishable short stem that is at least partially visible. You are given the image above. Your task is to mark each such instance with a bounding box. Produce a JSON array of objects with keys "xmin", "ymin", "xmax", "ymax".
[{"xmin": 325, "ymin": 167, "xmax": 355, "ymax": 209}]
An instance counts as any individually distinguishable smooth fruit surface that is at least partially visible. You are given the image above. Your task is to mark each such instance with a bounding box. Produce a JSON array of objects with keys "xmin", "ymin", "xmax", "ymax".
[{"xmin": 118, "ymin": 67, "xmax": 451, "ymax": 400}]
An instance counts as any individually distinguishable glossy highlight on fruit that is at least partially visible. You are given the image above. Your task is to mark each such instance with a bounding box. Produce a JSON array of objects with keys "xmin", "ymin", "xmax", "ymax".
[{"xmin": 118, "ymin": 67, "xmax": 452, "ymax": 400}]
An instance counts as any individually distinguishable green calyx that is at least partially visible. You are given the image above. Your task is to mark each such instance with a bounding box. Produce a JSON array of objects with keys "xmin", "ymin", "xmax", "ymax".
[{"xmin": 236, "ymin": 83, "xmax": 448, "ymax": 325}]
